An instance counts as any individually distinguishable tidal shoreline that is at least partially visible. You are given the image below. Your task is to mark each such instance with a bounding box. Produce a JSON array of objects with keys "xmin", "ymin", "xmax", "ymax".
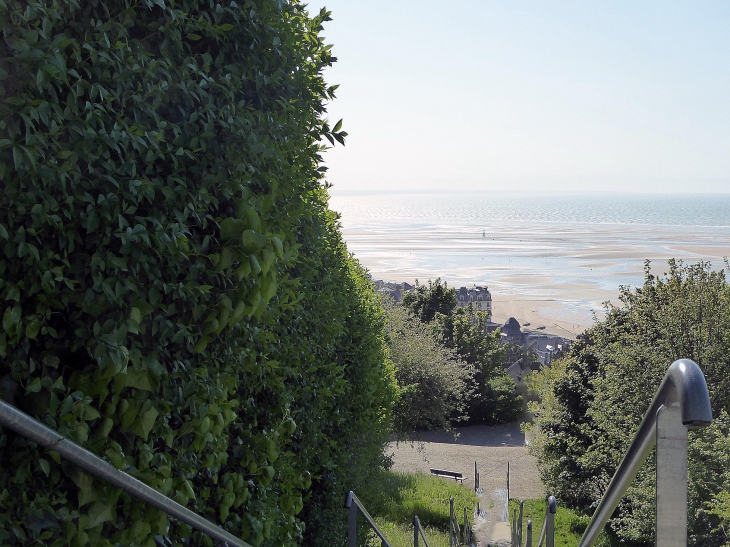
[
  {"xmin": 341, "ymin": 223, "xmax": 729, "ymax": 338},
  {"xmin": 332, "ymin": 193, "xmax": 730, "ymax": 339}
]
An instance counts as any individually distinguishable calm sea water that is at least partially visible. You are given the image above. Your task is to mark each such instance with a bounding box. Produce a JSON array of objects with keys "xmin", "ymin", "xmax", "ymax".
[
  {"xmin": 329, "ymin": 192, "xmax": 730, "ymax": 334},
  {"xmin": 330, "ymin": 193, "xmax": 730, "ymax": 229}
]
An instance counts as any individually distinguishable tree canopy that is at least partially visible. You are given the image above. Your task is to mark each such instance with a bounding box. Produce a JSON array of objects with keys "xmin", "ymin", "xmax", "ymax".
[
  {"xmin": 402, "ymin": 278, "xmax": 457, "ymax": 323},
  {"xmin": 398, "ymin": 279, "xmax": 519, "ymax": 426},
  {"xmin": 382, "ymin": 297, "xmax": 472, "ymax": 432},
  {"xmin": 528, "ymin": 260, "xmax": 730, "ymax": 546}
]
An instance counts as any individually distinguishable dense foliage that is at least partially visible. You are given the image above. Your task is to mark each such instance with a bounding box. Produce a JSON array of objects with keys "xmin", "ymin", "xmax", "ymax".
[
  {"xmin": 402, "ymin": 279, "xmax": 457, "ymax": 324},
  {"xmin": 0, "ymin": 1, "xmax": 395, "ymax": 546},
  {"xmin": 528, "ymin": 260, "xmax": 730, "ymax": 546},
  {"xmin": 434, "ymin": 304, "xmax": 519, "ymax": 424},
  {"xmin": 381, "ymin": 297, "xmax": 471, "ymax": 432},
  {"xmin": 399, "ymin": 279, "xmax": 519, "ymax": 426}
]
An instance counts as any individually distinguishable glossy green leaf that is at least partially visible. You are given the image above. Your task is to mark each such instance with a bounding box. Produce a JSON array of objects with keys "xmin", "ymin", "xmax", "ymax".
[{"xmin": 241, "ymin": 229, "xmax": 266, "ymax": 253}]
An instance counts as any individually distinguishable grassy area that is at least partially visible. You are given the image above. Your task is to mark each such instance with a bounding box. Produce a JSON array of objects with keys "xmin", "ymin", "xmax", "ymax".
[
  {"xmin": 509, "ymin": 499, "xmax": 622, "ymax": 547},
  {"xmin": 356, "ymin": 469, "xmax": 478, "ymax": 547}
]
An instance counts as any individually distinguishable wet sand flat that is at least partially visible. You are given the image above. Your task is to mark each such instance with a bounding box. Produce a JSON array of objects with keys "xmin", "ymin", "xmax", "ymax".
[{"xmin": 338, "ymin": 223, "xmax": 729, "ymax": 337}]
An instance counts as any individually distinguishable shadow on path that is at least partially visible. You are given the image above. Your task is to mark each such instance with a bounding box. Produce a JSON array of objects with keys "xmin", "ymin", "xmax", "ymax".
[{"xmin": 397, "ymin": 422, "xmax": 526, "ymax": 447}]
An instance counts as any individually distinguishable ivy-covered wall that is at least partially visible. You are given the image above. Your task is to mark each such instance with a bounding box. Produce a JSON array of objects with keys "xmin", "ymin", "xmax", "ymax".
[{"xmin": 0, "ymin": 1, "xmax": 395, "ymax": 545}]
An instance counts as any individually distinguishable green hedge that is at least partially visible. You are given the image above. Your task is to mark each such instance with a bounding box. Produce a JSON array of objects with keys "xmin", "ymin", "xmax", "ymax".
[{"xmin": 0, "ymin": 1, "xmax": 395, "ymax": 545}]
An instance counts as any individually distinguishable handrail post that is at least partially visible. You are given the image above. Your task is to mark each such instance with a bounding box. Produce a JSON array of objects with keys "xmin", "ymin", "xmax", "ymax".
[
  {"xmin": 345, "ymin": 491, "xmax": 357, "ymax": 547},
  {"xmin": 525, "ymin": 519, "xmax": 533, "ymax": 547},
  {"xmin": 545, "ymin": 496, "xmax": 556, "ymax": 547},
  {"xmin": 517, "ymin": 500, "xmax": 524, "ymax": 547},
  {"xmin": 463, "ymin": 506, "xmax": 471, "ymax": 545},
  {"xmin": 449, "ymin": 497, "xmax": 460, "ymax": 547},
  {"xmin": 449, "ymin": 497, "xmax": 454, "ymax": 547},
  {"xmin": 656, "ymin": 404, "xmax": 688, "ymax": 547},
  {"xmin": 414, "ymin": 515, "xmax": 419, "ymax": 547},
  {"xmin": 463, "ymin": 506, "xmax": 467, "ymax": 545},
  {"xmin": 507, "ymin": 461, "xmax": 510, "ymax": 503}
]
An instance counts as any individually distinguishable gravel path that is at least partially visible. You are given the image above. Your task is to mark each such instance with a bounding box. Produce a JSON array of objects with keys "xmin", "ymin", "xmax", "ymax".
[{"xmin": 387, "ymin": 422, "xmax": 543, "ymax": 546}]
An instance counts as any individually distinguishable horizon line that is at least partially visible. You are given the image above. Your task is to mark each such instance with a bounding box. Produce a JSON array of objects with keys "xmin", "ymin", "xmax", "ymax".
[{"xmin": 329, "ymin": 188, "xmax": 730, "ymax": 197}]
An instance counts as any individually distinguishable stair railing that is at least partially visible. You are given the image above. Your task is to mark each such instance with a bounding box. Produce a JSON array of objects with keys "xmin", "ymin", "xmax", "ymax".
[
  {"xmin": 414, "ymin": 515, "xmax": 431, "ymax": 547},
  {"xmin": 0, "ymin": 398, "xmax": 249, "ymax": 547},
  {"xmin": 511, "ymin": 500, "xmax": 524, "ymax": 546},
  {"xmin": 577, "ymin": 359, "xmax": 712, "ymax": 547},
  {"xmin": 346, "ymin": 491, "xmax": 474, "ymax": 547},
  {"xmin": 345, "ymin": 490, "xmax": 392, "ymax": 547},
  {"xmin": 449, "ymin": 496, "xmax": 461, "ymax": 547},
  {"xmin": 513, "ymin": 496, "xmax": 555, "ymax": 547},
  {"xmin": 463, "ymin": 506, "xmax": 473, "ymax": 546},
  {"xmin": 536, "ymin": 496, "xmax": 556, "ymax": 547}
]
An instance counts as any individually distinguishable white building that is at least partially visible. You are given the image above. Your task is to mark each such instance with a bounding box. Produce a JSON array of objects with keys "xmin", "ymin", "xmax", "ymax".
[{"xmin": 456, "ymin": 285, "xmax": 492, "ymax": 313}]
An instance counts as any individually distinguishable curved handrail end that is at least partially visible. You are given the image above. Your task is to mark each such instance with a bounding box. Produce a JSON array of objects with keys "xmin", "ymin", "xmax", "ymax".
[
  {"xmin": 548, "ymin": 496, "xmax": 556, "ymax": 514},
  {"xmin": 344, "ymin": 490, "xmax": 354, "ymax": 509},
  {"xmin": 668, "ymin": 359, "xmax": 712, "ymax": 427}
]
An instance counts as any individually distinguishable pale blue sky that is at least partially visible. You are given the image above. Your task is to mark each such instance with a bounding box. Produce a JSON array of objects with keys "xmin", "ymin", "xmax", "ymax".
[{"xmin": 306, "ymin": 1, "xmax": 730, "ymax": 195}]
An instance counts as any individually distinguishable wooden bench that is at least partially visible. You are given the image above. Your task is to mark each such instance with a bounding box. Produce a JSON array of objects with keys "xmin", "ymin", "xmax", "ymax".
[{"xmin": 429, "ymin": 468, "xmax": 466, "ymax": 483}]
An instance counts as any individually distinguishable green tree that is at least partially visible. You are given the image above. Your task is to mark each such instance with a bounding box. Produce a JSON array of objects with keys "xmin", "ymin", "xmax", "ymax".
[
  {"xmin": 528, "ymin": 260, "xmax": 730, "ymax": 546},
  {"xmin": 402, "ymin": 278, "xmax": 457, "ymax": 323},
  {"xmin": 434, "ymin": 304, "xmax": 515, "ymax": 423},
  {"xmin": 402, "ymin": 279, "xmax": 521, "ymax": 425},
  {"xmin": 436, "ymin": 304, "xmax": 502, "ymax": 372},
  {"xmin": 381, "ymin": 297, "xmax": 473, "ymax": 432},
  {"xmin": 480, "ymin": 372, "xmax": 522, "ymax": 424}
]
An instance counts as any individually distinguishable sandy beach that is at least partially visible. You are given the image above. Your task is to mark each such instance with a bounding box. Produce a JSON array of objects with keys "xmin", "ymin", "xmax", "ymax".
[
  {"xmin": 332, "ymin": 194, "xmax": 730, "ymax": 338},
  {"xmin": 331, "ymin": 193, "xmax": 730, "ymax": 337}
]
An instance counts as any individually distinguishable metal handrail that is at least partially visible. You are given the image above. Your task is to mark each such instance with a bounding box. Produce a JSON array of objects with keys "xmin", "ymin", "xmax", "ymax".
[
  {"xmin": 536, "ymin": 496, "xmax": 556, "ymax": 547},
  {"xmin": 511, "ymin": 499, "xmax": 524, "ymax": 546},
  {"xmin": 0, "ymin": 398, "xmax": 249, "ymax": 547},
  {"xmin": 512, "ymin": 507, "xmax": 517, "ymax": 546},
  {"xmin": 463, "ymin": 506, "xmax": 473, "ymax": 546},
  {"xmin": 577, "ymin": 359, "xmax": 712, "ymax": 547},
  {"xmin": 512, "ymin": 496, "xmax": 555, "ymax": 547},
  {"xmin": 449, "ymin": 496, "xmax": 461, "ymax": 547},
  {"xmin": 345, "ymin": 490, "xmax": 392, "ymax": 547},
  {"xmin": 414, "ymin": 515, "xmax": 431, "ymax": 547}
]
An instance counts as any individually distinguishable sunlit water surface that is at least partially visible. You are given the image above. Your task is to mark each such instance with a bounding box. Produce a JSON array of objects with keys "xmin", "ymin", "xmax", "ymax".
[{"xmin": 329, "ymin": 192, "xmax": 730, "ymax": 334}]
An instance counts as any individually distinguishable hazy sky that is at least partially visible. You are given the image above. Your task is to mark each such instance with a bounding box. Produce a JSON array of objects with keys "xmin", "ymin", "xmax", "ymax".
[{"xmin": 306, "ymin": 1, "xmax": 730, "ymax": 195}]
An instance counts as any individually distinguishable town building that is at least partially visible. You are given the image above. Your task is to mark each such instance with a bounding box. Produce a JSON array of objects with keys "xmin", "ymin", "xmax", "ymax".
[
  {"xmin": 456, "ymin": 285, "xmax": 492, "ymax": 313},
  {"xmin": 372, "ymin": 280, "xmax": 413, "ymax": 303},
  {"xmin": 499, "ymin": 316, "xmax": 572, "ymax": 366}
]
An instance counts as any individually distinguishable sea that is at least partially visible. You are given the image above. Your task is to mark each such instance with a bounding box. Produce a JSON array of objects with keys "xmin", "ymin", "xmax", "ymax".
[{"xmin": 329, "ymin": 192, "xmax": 730, "ymax": 336}]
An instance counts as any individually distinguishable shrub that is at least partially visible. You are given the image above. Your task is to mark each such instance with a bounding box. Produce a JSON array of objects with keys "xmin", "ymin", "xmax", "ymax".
[{"xmin": 477, "ymin": 372, "xmax": 522, "ymax": 424}]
